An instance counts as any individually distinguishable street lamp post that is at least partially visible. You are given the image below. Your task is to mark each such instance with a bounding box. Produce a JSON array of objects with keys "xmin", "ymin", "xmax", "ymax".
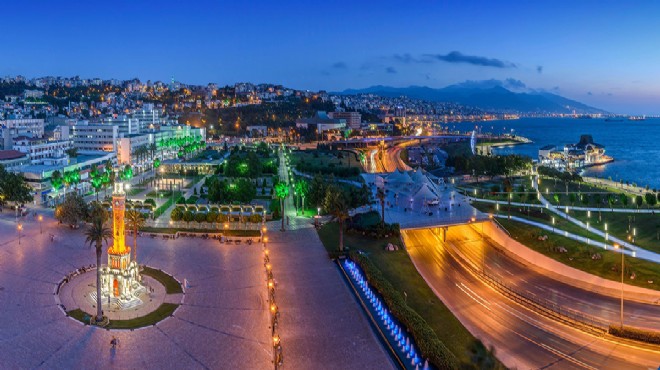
[
  {"xmin": 17, "ymin": 223, "xmax": 22, "ymax": 245},
  {"xmin": 38, "ymin": 215, "xmax": 43, "ymax": 234}
]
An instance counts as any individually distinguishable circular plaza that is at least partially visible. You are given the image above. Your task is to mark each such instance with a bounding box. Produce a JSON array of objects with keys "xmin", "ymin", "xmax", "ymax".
[{"xmin": 0, "ymin": 212, "xmax": 272, "ymax": 369}]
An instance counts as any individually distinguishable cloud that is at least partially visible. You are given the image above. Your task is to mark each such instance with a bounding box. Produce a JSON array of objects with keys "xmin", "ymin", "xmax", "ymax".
[
  {"xmin": 423, "ymin": 51, "xmax": 516, "ymax": 68},
  {"xmin": 587, "ymin": 91, "xmax": 593, "ymax": 95},
  {"xmin": 392, "ymin": 53, "xmax": 419, "ymax": 64},
  {"xmin": 385, "ymin": 66, "xmax": 397, "ymax": 74},
  {"xmin": 332, "ymin": 62, "xmax": 348, "ymax": 69},
  {"xmin": 451, "ymin": 78, "xmax": 526, "ymax": 91},
  {"xmin": 504, "ymin": 78, "xmax": 526, "ymax": 90},
  {"xmin": 537, "ymin": 65, "xmax": 543, "ymax": 74}
]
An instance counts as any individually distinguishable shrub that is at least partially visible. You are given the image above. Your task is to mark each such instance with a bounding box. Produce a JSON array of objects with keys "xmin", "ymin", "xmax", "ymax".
[
  {"xmin": 194, "ymin": 212, "xmax": 207, "ymax": 223},
  {"xmin": 350, "ymin": 253, "xmax": 459, "ymax": 369},
  {"xmin": 609, "ymin": 325, "xmax": 660, "ymax": 344},
  {"xmin": 144, "ymin": 198, "xmax": 156, "ymax": 207},
  {"xmin": 207, "ymin": 211, "xmax": 219, "ymax": 223},
  {"xmin": 170, "ymin": 207, "xmax": 183, "ymax": 221}
]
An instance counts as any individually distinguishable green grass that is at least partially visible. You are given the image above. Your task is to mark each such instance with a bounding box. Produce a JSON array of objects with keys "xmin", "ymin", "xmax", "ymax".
[
  {"xmin": 141, "ymin": 266, "xmax": 183, "ymax": 294},
  {"xmin": 67, "ymin": 303, "xmax": 179, "ymax": 329},
  {"xmin": 538, "ymin": 178, "xmax": 659, "ymax": 209},
  {"xmin": 290, "ymin": 150, "xmax": 363, "ymax": 169},
  {"xmin": 317, "ymin": 222, "xmax": 476, "ymax": 364},
  {"xmin": 472, "ymin": 202, "xmax": 608, "ymax": 245},
  {"xmin": 127, "ymin": 187, "xmax": 146, "ymax": 196},
  {"xmin": 497, "ymin": 218, "xmax": 660, "ymax": 291},
  {"xmin": 570, "ymin": 210, "xmax": 660, "ymax": 254}
]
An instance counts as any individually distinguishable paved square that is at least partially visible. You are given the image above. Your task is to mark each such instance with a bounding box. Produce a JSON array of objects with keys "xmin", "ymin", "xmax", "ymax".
[{"xmin": 0, "ymin": 212, "xmax": 271, "ymax": 370}]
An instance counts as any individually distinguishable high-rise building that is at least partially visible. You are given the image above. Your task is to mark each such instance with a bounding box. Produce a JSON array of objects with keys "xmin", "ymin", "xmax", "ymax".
[{"xmin": 328, "ymin": 111, "xmax": 362, "ymax": 129}]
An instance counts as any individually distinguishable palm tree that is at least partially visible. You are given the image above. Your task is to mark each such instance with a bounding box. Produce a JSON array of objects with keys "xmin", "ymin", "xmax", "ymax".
[
  {"xmin": 275, "ymin": 182, "xmax": 289, "ymax": 232},
  {"xmin": 324, "ymin": 186, "xmax": 349, "ymax": 252},
  {"xmin": 84, "ymin": 216, "xmax": 112, "ymax": 322},
  {"xmin": 125, "ymin": 209, "xmax": 146, "ymax": 263},
  {"xmin": 377, "ymin": 188, "xmax": 386, "ymax": 228}
]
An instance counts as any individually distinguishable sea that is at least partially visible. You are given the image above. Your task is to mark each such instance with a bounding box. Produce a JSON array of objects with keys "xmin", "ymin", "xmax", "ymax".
[{"xmin": 447, "ymin": 117, "xmax": 660, "ymax": 190}]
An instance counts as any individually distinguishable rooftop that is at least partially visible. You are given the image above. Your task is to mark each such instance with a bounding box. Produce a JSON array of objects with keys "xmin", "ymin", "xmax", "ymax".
[{"xmin": 0, "ymin": 150, "xmax": 27, "ymax": 160}]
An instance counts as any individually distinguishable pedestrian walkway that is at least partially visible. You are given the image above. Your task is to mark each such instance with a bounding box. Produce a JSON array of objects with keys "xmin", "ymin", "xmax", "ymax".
[
  {"xmin": 264, "ymin": 148, "xmax": 394, "ymax": 369},
  {"xmin": 471, "ymin": 197, "xmax": 658, "ymax": 214}
]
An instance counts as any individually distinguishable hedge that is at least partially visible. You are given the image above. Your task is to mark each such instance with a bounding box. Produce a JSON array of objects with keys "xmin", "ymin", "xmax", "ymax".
[
  {"xmin": 153, "ymin": 191, "xmax": 182, "ymax": 219},
  {"xmin": 350, "ymin": 252, "xmax": 459, "ymax": 370},
  {"xmin": 609, "ymin": 325, "xmax": 660, "ymax": 344}
]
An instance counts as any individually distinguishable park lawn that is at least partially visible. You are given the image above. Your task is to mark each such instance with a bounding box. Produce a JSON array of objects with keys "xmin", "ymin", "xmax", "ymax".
[
  {"xmin": 570, "ymin": 210, "xmax": 660, "ymax": 254},
  {"xmin": 538, "ymin": 178, "xmax": 659, "ymax": 209},
  {"xmin": 67, "ymin": 303, "xmax": 179, "ymax": 329},
  {"xmin": 141, "ymin": 266, "xmax": 183, "ymax": 294},
  {"xmin": 496, "ymin": 218, "xmax": 660, "ymax": 291},
  {"xmin": 472, "ymin": 202, "xmax": 609, "ymax": 245},
  {"xmin": 290, "ymin": 149, "xmax": 363, "ymax": 170},
  {"xmin": 127, "ymin": 187, "xmax": 146, "ymax": 196},
  {"xmin": 461, "ymin": 177, "xmax": 542, "ymax": 205},
  {"xmin": 317, "ymin": 222, "xmax": 475, "ymax": 364}
]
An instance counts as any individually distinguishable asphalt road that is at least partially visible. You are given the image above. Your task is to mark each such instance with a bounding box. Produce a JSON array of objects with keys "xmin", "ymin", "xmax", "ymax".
[
  {"xmin": 448, "ymin": 223, "xmax": 660, "ymax": 331},
  {"xmin": 403, "ymin": 228, "xmax": 660, "ymax": 369}
]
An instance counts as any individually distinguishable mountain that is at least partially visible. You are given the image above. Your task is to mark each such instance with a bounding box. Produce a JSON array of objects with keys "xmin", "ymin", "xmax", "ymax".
[{"xmin": 337, "ymin": 82, "xmax": 606, "ymax": 114}]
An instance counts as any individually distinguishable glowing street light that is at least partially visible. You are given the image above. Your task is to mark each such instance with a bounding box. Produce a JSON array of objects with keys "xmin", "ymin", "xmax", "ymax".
[
  {"xmin": 17, "ymin": 223, "xmax": 23, "ymax": 245},
  {"xmin": 38, "ymin": 215, "xmax": 43, "ymax": 234}
]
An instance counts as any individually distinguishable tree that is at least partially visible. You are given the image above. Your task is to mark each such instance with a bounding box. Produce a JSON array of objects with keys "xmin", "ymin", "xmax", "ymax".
[
  {"xmin": 170, "ymin": 207, "xmax": 183, "ymax": 221},
  {"xmin": 183, "ymin": 210, "xmax": 194, "ymax": 225},
  {"xmin": 275, "ymin": 182, "xmax": 289, "ymax": 231},
  {"xmin": 645, "ymin": 192, "xmax": 657, "ymax": 208},
  {"xmin": 294, "ymin": 179, "xmax": 308, "ymax": 214},
  {"xmin": 84, "ymin": 216, "xmax": 112, "ymax": 322},
  {"xmin": 55, "ymin": 193, "xmax": 89, "ymax": 226},
  {"xmin": 87, "ymin": 201, "xmax": 109, "ymax": 223},
  {"xmin": 324, "ymin": 186, "xmax": 349, "ymax": 252},
  {"xmin": 125, "ymin": 210, "xmax": 146, "ymax": 263},
  {"xmin": 65, "ymin": 147, "xmax": 78, "ymax": 158},
  {"xmin": 0, "ymin": 166, "xmax": 32, "ymax": 207},
  {"xmin": 195, "ymin": 212, "xmax": 207, "ymax": 223},
  {"xmin": 607, "ymin": 194, "xmax": 616, "ymax": 210},
  {"xmin": 50, "ymin": 170, "xmax": 63, "ymax": 200},
  {"xmin": 619, "ymin": 193, "xmax": 629, "ymax": 207},
  {"xmin": 376, "ymin": 188, "xmax": 386, "ymax": 227},
  {"xmin": 635, "ymin": 195, "xmax": 643, "ymax": 209}
]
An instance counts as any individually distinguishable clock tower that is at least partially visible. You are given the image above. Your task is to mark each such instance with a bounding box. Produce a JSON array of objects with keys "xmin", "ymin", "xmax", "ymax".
[{"xmin": 98, "ymin": 181, "xmax": 144, "ymax": 307}]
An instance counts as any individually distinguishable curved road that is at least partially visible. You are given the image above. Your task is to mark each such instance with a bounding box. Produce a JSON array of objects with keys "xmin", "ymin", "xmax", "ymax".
[
  {"xmin": 446, "ymin": 224, "xmax": 660, "ymax": 330},
  {"xmin": 403, "ymin": 228, "xmax": 660, "ymax": 369}
]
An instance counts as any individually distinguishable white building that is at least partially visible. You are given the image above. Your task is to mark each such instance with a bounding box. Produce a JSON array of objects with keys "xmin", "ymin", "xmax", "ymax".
[
  {"xmin": 0, "ymin": 118, "xmax": 45, "ymax": 138},
  {"xmin": 70, "ymin": 123, "xmax": 119, "ymax": 153},
  {"xmin": 13, "ymin": 136, "xmax": 71, "ymax": 165}
]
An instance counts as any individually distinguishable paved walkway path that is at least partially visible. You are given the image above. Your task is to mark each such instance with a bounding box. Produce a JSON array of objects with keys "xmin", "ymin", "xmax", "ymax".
[
  {"xmin": 265, "ymin": 148, "xmax": 394, "ymax": 369},
  {"xmin": 472, "ymin": 197, "xmax": 658, "ymax": 213}
]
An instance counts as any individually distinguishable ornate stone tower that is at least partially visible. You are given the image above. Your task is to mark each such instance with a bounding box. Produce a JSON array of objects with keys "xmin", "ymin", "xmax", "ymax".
[{"xmin": 98, "ymin": 181, "xmax": 144, "ymax": 308}]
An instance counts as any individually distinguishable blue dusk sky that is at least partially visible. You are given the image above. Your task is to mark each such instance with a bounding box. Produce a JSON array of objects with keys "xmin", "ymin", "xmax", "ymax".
[{"xmin": 1, "ymin": 0, "xmax": 659, "ymax": 114}]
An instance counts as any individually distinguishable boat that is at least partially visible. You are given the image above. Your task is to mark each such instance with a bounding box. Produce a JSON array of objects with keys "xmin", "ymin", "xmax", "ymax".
[
  {"xmin": 604, "ymin": 117, "xmax": 624, "ymax": 122},
  {"xmin": 628, "ymin": 115, "xmax": 646, "ymax": 121}
]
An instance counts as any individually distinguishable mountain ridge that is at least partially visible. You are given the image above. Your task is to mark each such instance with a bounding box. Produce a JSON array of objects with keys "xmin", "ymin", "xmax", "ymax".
[{"xmin": 336, "ymin": 83, "xmax": 606, "ymax": 114}]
